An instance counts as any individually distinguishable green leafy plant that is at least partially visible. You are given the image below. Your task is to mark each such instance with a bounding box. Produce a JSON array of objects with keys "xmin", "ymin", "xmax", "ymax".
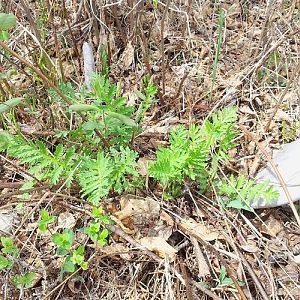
[
  {"xmin": 218, "ymin": 175, "xmax": 279, "ymax": 211},
  {"xmin": 70, "ymin": 245, "xmax": 88, "ymax": 270},
  {"xmin": 85, "ymin": 223, "xmax": 109, "ymax": 246},
  {"xmin": 38, "ymin": 209, "xmax": 57, "ymax": 233},
  {"xmin": 59, "ymin": 246, "xmax": 88, "ymax": 276},
  {"xmin": 1, "ymin": 236, "xmax": 18, "ymax": 258},
  {"xmin": 149, "ymin": 107, "xmax": 238, "ymax": 194},
  {"xmin": 281, "ymin": 120, "xmax": 300, "ymax": 143},
  {"xmin": 0, "ymin": 254, "xmax": 11, "ymax": 270},
  {"xmin": 0, "ymin": 97, "xmax": 22, "ymax": 113},
  {"xmin": 215, "ymin": 266, "xmax": 244, "ymax": 288},
  {"xmin": 91, "ymin": 207, "xmax": 111, "ymax": 224},
  {"xmin": 2, "ymin": 134, "xmax": 79, "ymax": 186},
  {"xmin": 0, "ymin": 13, "xmax": 16, "ymax": 41},
  {"xmin": 37, "ymin": 207, "xmax": 109, "ymax": 277},
  {"xmin": 0, "ymin": 71, "xmax": 158, "ymax": 205},
  {"xmin": 135, "ymin": 76, "xmax": 157, "ymax": 124},
  {"xmin": 84, "ymin": 207, "xmax": 111, "ymax": 246},
  {"xmin": 52, "ymin": 229, "xmax": 75, "ymax": 256},
  {"xmin": 11, "ymin": 272, "xmax": 36, "ymax": 289},
  {"xmin": 0, "ymin": 237, "xmax": 18, "ymax": 271}
]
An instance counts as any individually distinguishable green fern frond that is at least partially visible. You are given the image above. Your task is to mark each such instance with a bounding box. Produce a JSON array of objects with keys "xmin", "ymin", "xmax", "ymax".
[
  {"xmin": 169, "ymin": 125, "xmax": 189, "ymax": 151},
  {"xmin": 149, "ymin": 147, "xmax": 187, "ymax": 187},
  {"xmin": 110, "ymin": 146, "xmax": 139, "ymax": 193},
  {"xmin": 7, "ymin": 137, "xmax": 53, "ymax": 174},
  {"xmin": 218, "ymin": 175, "xmax": 279, "ymax": 210},
  {"xmin": 202, "ymin": 106, "xmax": 238, "ymax": 152},
  {"xmin": 150, "ymin": 107, "xmax": 239, "ymax": 194},
  {"xmin": 0, "ymin": 131, "xmax": 13, "ymax": 151},
  {"xmin": 2, "ymin": 133, "xmax": 78, "ymax": 185},
  {"xmin": 78, "ymin": 152, "xmax": 113, "ymax": 205},
  {"xmin": 90, "ymin": 74, "xmax": 117, "ymax": 105},
  {"xmin": 48, "ymin": 81, "xmax": 77, "ymax": 104}
]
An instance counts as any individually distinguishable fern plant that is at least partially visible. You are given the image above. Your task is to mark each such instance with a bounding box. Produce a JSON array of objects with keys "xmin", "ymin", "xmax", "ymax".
[
  {"xmin": 1, "ymin": 133, "xmax": 79, "ymax": 186},
  {"xmin": 0, "ymin": 131, "xmax": 141, "ymax": 205},
  {"xmin": 149, "ymin": 107, "xmax": 238, "ymax": 194},
  {"xmin": 0, "ymin": 71, "xmax": 159, "ymax": 205},
  {"xmin": 218, "ymin": 175, "xmax": 279, "ymax": 211},
  {"xmin": 69, "ymin": 73, "xmax": 137, "ymax": 147}
]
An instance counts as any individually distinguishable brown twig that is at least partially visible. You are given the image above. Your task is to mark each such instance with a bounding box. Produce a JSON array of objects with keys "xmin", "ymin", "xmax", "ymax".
[
  {"xmin": 0, "ymin": 154, "xmax": 41, "ymax": 184},
  {"xmin": 19, "ymin": 0, "xmax": 42, "ymax": 44},
  {"xmin": 172, "ymin": 70, "xmax": 189, "ymax": 101},
  {"xmin": 0, "ymin": 181, "xmax": 24, "ymax": 189},
  {"xmin": 62, "ymin": 0, "xmax": 81, "ymax": 72},
  {"xmin": 236, "ymin": 247, "xmax": 269, "ymax": 300},
  {"xmin": 53, "ymin": 24, "xmax": 65, "ymax": 83},
  {"xmin": 175, "ymin": 219, "xmax": 248, "ymax": 300},
  {"xmin": 138, "ymin": 17, "xmax": 165, "ymax": 104}
]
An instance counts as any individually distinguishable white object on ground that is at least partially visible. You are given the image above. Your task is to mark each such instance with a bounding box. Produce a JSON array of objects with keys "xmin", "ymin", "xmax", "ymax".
[
  {"xmin": 0, "ymin": 210, "xmax": 15, "ymax": 233},
  {"xmin": 252, "ymin": 139, "xmax": 300, "ymax": 208},
  {"xmin": 82, "ymin": 42, "xmax": 95, "ymax": 92}
]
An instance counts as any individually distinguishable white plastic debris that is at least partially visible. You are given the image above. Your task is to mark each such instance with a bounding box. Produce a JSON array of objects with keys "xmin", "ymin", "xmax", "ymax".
[{"xmin": 252, "ymin": 139, "xmax": 300, "ymax": 208}]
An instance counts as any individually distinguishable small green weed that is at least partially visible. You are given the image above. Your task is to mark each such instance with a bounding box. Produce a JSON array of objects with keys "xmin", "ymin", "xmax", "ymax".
[
  {"xmin": 0, "ymin": 236, "xmax": 38, "ymax": 289},
  {"xmin": 281, "ymin": 119, "xmax": 300, "ymax": 143},
  {"xmin": 38, "ymin": 209, "xmax": 57, "ymax": 233},
  {"xmin": 215, "ymin": 266, "xmax": 244, "ymax": 289},
  {"xmin": 11, "ymin": 272, "xmax": 37, "ymax": 289},
  {"xmin": 0, "ymin": 13, "xmax": 16, "ymax": 41}
]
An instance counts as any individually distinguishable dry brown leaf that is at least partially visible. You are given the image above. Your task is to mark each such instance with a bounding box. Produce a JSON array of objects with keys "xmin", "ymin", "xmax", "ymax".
[
  {"xmin": 248, "ymin": 155, "xmax": 261, "ymax": 177},
  {"xmin": 67, "ymin": 276, "xmax": 84, "ymax": 293},
  {"xmin": 262, "ymin": 216, "xmax": 283, "ymax": 236},
  {"xmin": 160, "ymin": 211, "xmax": 175, "ymax": 227},
  {"xmin": 57, "ymin": 212, "xmax": 76, "ymax": 229},
  {"xmin": 114, "ymin": 196, "xmax": 160, "ymax": 221},
  {"xmin": 274, "ymin": 109, "xmax": 292, "ymax": 122},
  {"xmin": 180, "ymin": 218, "xmax": 221, "ymax": 241},
  {"xmin": 101, "ymin": 243, "xmax": 131, "ymax": 260},
  {"xmin": 190, "ymin": 237, "xmax": 210, "ymax": 277},
  {"xmin": 239, "ymin": 105, "xmax": 256, "ymax": 115},
  {"xmin": 137, "ymin": 157, "xmax": 149, "ymax": 176},
  {"xmin": 240, "ymin": 243, "xmax": 259, "ymax": 253},
  {"xmin": 118, "ymin": 41, "xmax": 134, "ymax": 70},
  {"xmin": 139, "ymin": 236, "xmax": 177, "ymax": 260},
  {"xmin": 0, "ymin": 210, "xmax": 16, "ymax": 233},
  {"xmin": 109, "ymin": 215, "xmax": 135, "ymax": 234}
]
